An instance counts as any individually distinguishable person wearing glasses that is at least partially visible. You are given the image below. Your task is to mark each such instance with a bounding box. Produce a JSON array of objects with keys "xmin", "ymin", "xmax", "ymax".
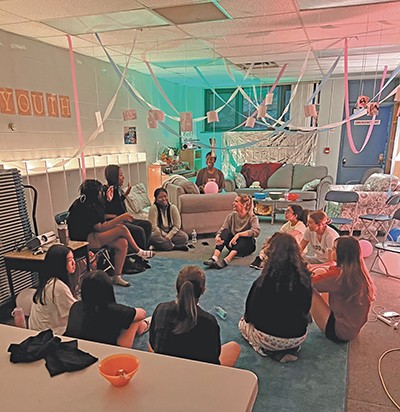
[{"xmin": 250, "ymin": 205, "xmax": 308, "ymax": 270}]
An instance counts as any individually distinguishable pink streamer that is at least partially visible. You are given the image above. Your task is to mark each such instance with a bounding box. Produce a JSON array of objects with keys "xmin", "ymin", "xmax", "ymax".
[
  {"xmin": 344, "ymin": 38, "xmax": 388, "ymax": 154},
  {"xmin": 67, "ymin": 34, "xmax": 86, "ymax": 180}
]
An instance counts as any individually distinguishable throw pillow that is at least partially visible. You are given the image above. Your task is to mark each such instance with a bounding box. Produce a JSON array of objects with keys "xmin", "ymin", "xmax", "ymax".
[
  {"xmin": 181, "ymin": 180, "xmax": 200, "ymax": 194},
  {"xmin": 125, "ymin": 183, "xmax": 151, "ymax": 213},
  {"xmin": 301, "ymin": 178, "xmax": 321, "ymax": 191},
  {"xmin": 363, "ymin": 173, "xmax": 400, "ymax": 192},
  {"xmin": 234, "ymin": 172, "xmax": 247, "ymax": 189}
]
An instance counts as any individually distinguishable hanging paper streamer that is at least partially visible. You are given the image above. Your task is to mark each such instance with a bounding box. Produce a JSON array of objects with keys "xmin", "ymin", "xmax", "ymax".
[
  {"xmin": 245, "ymin": 117, "xmax": 256, "ymax": 128},
  {"xmin": 67, "ymin": 35, "xmax": 86, "ymax": 180},
  {"xmin": 304, "ymin": 104, "xmax": 317, "ymax": 117},
  {"xmin": 207, "ymin": 111, "xmax": 219, "ymax": 123},
  {"xmin": 180, "ymin": 112, "xmax": 193, "ymax": 132},
  {"xmin": 210, "ymin": 138, "xmax": 216, "ymax": 158}
]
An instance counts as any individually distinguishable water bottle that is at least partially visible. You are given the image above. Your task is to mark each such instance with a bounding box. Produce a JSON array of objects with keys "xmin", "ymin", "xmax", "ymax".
[
  {"xmin": 214, "ymin": 306, "xmax": 227, "ymax": 320},
  {"xmin": 191, "ymin": 229, "xmax": 197, "ymax": 244},
  {"xmin": 12, "ymin": 307, "xmax": 26, "ymax": 328}
]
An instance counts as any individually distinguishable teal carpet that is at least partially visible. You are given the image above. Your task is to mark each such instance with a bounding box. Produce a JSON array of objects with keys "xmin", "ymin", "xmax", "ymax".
[{"xmin": 115, "ymin": 257, "xmax": 348, "ymax": 412}]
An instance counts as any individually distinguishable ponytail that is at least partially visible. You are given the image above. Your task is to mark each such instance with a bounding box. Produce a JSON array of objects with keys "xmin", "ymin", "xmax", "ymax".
[{"xmin": 173, "ymin": 281, "xmax": 198, "ymax": 334}]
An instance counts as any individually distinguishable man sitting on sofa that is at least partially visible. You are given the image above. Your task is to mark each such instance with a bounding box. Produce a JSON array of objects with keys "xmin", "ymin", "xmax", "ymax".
[{"xmin": 195, "ymin": 152, "xmax": 225, "ymax": 193}]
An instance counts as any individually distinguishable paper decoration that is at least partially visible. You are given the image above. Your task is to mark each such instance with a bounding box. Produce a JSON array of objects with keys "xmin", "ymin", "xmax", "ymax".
[
  {"xmin": 257, "ymin": 105, "xmax": 267, "ymax": 118},
  {"xmin": 265, "ymin": 93, "xmax": 274, "ymax": 105},
  {"xmin": 356, "ymin": 95, "xmax": 369, "ymax": 109},
  {"xmin": 304, "ymin": 104, "xmax": 317, "ymax": 117},
  {"xmin": 207, "ymin": 110, "xmax": 219, "ymax": 123},
  {"xmin": 123, "ymin": 109, "xmax": 137, "ymax": 120},
  {"xmin": 245, "ymin": 117, "xmax": 256, "ymax": 128},
  {"xmin": 366, "ymin": 102, "xmax": 379, "ymax": 116},
  {"xmin": 180, "ymin": 112, "xmax": 193, "ymax": 132},
  {"xmin": 95, "ymin": 111, "xmax": 104, "ymax": 132}
]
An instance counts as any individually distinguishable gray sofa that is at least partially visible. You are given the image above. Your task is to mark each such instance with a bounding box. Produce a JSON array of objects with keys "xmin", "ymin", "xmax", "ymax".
[
  {"xmin": 163, "ymin": 178, "xmax": 237, "ymax": 235},
  {"xmin": 226, "ymin": 163, "xmax": 333, "ymax": 210}
]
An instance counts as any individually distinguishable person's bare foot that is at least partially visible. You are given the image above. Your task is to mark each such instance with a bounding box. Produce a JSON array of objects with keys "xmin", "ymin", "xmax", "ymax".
[{"xmin": 112, "ymin": 275, "xmax": 130, "ymax": 287}]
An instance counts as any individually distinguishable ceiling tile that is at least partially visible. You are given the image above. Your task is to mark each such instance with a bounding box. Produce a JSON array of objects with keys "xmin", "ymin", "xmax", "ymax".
[
  {"xmin": 0, "ymin": 21, "xmax": 64, "ymax": 38},
  {"xmin": 0, "ymin": 10, "xmax": 28, "ymax": 25},
  {"xmin": 219, "ymin": 0, "xmax": 298, "ymax": 18}
]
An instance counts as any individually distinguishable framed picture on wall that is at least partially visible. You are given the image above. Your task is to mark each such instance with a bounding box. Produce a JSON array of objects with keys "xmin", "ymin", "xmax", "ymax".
[{"xmin": 124, "ymin": 126, "xmax": 137, "ymax": 144}]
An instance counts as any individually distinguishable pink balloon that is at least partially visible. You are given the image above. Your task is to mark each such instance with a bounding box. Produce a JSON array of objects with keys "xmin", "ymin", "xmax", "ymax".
[
  {"xmin": 378, "ymin": 252, "xmax": 400, "ymax": 276},
  {"xmin": 204, "ymin": 181, "xmax": 219, "ymax": 194},
  {"xmin": 359, "ymin": 239, "xmax": 373, "ymax": 258}
]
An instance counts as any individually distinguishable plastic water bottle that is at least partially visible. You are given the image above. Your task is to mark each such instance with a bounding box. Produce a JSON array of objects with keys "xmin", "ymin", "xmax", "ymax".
[
  {"xmin": 12, "ymin": 307, "xmax": 26, "ymax": 328},
  {"xmin": 214, "ymin": 306, "xmax": 227, "ymax": 320},
  {"xmin": 191, "ymin": 229, "xmax": 197, "ymax": 244}
]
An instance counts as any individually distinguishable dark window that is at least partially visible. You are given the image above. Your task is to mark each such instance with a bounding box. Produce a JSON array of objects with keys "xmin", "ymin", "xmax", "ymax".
[{"xmin": 204, "ymin": 85, "xmax": 292, "ymax": 132}]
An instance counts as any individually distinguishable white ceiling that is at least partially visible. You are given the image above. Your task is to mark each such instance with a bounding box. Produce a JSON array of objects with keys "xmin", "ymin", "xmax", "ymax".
[{"xmin": 1, "ymin": 0, "xmax": 400, "ymax": 87}]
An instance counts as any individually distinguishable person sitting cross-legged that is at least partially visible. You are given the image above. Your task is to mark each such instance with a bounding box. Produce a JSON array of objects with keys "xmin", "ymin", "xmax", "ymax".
[
  {"xmin": 204, "ymin": 194, "xmax": 260, "ymax": 269},
  {"xmin": 195, "ymin": 151, "xmax": 225, "ymax": 193},
  {"xmin": 239, "ymin": 232, "xmax": 312, "ymax": 363},
  {"xmin": 148, "ymin": 188, "xmax": 189, "ymax": 251}
]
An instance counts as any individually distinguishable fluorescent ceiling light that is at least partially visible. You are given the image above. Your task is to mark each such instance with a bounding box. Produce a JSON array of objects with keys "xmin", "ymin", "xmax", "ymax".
[
  {"xmin": 298, "ymin": 0, "xmax": 394, "ymax": 10},
  {"xmin": 154, "ymin": 2, "xmax": 230, "ymax": 25},
  {"xmin": 42, "ymin": 9, "xmax": 168, "ymax": 35}
]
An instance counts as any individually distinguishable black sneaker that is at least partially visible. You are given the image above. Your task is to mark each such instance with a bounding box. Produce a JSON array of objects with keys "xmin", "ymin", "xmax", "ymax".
[
  {"xmin": 203, "ymin": 258, "xmax": 216, "ymax": 267},
  {"xmin": 250, "ymin": 256, "xmax": 263, "ymax": 270},
  {"xmin": 215, "ymin": 259, "xmax": 227, "ymax": 269}
]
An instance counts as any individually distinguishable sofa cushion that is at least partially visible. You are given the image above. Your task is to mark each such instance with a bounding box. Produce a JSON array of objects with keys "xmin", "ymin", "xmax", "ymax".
[
  {"xmin": 125, "ymin": 183, "xmax": 151, "ymax": 213},
  {"xmin": 241, "ymin": 162, "xmax": 283, "ymax": 188},
  {"xmin": 301, "ymin": 178, "xmax": 321, "ymax": 191},
  {"xmin": 164, "ymin": 175, "xmax": 200, "ymax": 194},
  {"xmin": 363, "ymin": 173, "xmax": 400, "ymax": 192},
  {"xmin": 292, "ymin": 165, "xmax": 328, "ymax": 189},
  {"xmin": 267, "ymin": 163, "xmax": 293, "ymax": 189},
  {"xmin": 234, "ymin": 172, "xmax": 247, "ymax": 189}
]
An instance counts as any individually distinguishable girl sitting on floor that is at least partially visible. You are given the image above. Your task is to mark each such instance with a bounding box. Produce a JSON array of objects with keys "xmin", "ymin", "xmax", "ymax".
[
  {"xmin": 239, "ymin": 232, "xmax": 312, "ymax": 363},
  {"xmin": 67, "ymin": 179, "xmax": 155, "ymax": 287},
  {"xmin": 29, "ymin": 244, "xmax": 77, "ymax": 335},
  {"xmin": 311, "ymin": 236, "xmax": 375, "ymax": 342},
  {"xmin": 204, "ymin": 194, "xmax": 260, "ymax": 269},
  {"xmin": 149, "ymin": 265, "xmax": 240, "ymax": 366},
  {"xmin": 65, "ymin": 270, "xmax": 150, "ymax": 347},
  {"xmin": 250, "ymin": 204, "xmax": 308, "ymax": 270},
  {"xmin": 148, "ymin": 188, "xmax": 189, "ymax": 251}
]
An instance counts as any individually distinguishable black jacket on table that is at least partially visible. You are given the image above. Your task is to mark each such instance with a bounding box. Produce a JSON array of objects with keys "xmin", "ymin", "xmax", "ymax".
[{"xmin": 244, "ymin": 269, "xmax": 312, "ymax": 339}]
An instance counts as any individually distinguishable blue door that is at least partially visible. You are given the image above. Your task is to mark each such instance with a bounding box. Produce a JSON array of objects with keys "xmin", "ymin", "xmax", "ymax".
[{"xmin": 336, "ymin": 79, "xmax": 396, "ymax": 184}]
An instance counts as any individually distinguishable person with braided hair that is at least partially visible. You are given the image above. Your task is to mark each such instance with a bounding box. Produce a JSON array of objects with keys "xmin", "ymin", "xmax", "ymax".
[{"xmin": 148, "ymin": 187, "xmax": 189, "ymax": 251}]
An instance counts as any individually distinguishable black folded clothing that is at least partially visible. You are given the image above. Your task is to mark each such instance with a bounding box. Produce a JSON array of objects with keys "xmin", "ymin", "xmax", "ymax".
[{"xmin": 8, "ymin": 329, "xmax": 98, "ymax": 377}]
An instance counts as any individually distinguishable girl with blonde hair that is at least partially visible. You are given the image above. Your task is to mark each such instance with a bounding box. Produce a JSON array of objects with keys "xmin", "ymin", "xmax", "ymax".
[{"xmin": 204, "ymin": 194, "xmax": 260, "ymax": 269}]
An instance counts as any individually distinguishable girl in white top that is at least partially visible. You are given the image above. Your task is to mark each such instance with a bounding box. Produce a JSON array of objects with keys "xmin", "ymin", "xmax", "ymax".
[
  {"xmin": 29, "ymin": 244, "xmax": 77, "ymax": 335},
  {"xmin": 250, "ymin": 204, "xmax": 308, "ymax": 270}
]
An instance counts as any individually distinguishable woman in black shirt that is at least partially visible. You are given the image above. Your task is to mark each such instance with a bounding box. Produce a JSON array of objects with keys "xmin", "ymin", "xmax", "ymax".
[
  {"xmin": 239, "ymin": 232, "xmax": 312, "ymax": 363},
  {"xmin": 149, "ymin": 265, "xmax": 240, "ymax": 366},
  {"xmin": 68, "ymin": 179, "xmax": 155, "ymax": 287}
]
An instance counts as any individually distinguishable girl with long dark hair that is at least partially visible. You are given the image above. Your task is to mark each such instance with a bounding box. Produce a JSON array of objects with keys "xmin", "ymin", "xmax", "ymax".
[
  {"xmin": 149, "ymin": 265, "xmax": 240, "ymax": 366},
  {"xmin": 239, "ymin": 232, "xmax": 312, "ymax": 363},
  {"xmin": 148, "ymin": 187, "xmax": 189, "ymax": 251},
  {"xmin": 29, "ymin": 244, "xmax": 77, "ymax": 335},
  {"xmin": 65, "ymin": 270, "xmax": 149, "ymax": 347},
  {"xmin": 311, "ymin": 236, "xmax": 375, "ymax": 342},
  {"xmin": 67, "ymin": 179, "xmax": 155, "ymax": 287}
]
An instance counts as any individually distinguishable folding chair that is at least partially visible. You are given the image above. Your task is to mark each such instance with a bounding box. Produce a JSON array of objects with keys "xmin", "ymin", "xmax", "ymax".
[
  {"xmin": 370, "ymin": 208, "xmax": 400, "ymax": 280},
  {"xmin": 54, "ymin": 211, "xmax": 115, "ymax": 274},
  {"xmin": 358, "ymin": 194, "xmax": 400, "ymax": 243},
  {"xmin": 325, "ymin": 190, "xmax": 359, "ymax": 235}
]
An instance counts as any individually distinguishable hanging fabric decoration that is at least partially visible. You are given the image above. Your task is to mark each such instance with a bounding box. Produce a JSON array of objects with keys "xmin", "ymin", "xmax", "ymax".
[
  {"xmin": 257, "ymin": 105, "xmax": 267, "ymax": 118},
  {"xmin": 207, "ymin": 111, "xmax": 219, "ymax": 123},
  {"xmin": 180, "ymin": 112, "xmax": 193, "ymax": 132}
]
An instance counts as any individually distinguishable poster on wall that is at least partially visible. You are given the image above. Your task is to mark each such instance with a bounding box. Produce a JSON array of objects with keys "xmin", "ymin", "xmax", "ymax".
[{"xmin": 124, "ymin": 126, "xmax": 137, "ymax": 144}]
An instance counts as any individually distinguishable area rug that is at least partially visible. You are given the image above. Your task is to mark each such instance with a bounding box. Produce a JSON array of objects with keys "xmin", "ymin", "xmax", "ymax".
[{"xmin": 115, "ymin": 257, "xmax": 348, "ymax": 412}]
